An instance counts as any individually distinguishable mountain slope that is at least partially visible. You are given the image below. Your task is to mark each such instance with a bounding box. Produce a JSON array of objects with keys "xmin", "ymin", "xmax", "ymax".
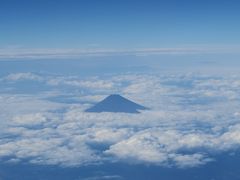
[{"xmin": 85, "ymin": 94, "xmax": 147, "ymax": 113}]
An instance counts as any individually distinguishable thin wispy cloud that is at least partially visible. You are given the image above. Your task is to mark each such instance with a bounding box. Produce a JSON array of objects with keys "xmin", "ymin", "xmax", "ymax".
[{"xmin": 0, "ymin": 46, "xmax": 239, "ymax": 59}]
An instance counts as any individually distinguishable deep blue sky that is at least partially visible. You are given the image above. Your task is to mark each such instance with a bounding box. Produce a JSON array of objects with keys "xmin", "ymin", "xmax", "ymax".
[{"xmin": 1, "ymin": 0, "xmax": 240, "ymax": 49}]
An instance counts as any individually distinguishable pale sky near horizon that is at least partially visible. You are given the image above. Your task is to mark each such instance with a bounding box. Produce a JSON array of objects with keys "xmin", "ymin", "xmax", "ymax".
[{"xmin": 0, "ymin": 0, "xmax": 240, "ymax": 60}]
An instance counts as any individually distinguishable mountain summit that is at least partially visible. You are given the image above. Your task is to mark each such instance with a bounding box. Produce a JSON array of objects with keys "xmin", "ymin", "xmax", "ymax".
[{"xmin": 85, "ymin": 94, "xmax": 147, "ymax": 113}]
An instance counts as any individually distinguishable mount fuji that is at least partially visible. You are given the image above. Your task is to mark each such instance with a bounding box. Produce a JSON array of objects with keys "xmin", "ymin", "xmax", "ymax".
[{"xmin": 85, "ymin": 94, "xmax": 148, "ymax": 113}]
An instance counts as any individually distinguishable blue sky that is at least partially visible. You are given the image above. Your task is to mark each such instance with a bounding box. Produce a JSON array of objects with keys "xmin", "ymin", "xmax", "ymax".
[{"xmin": 1, "ymin": 0, "xmax": 240, "ymax": 49}]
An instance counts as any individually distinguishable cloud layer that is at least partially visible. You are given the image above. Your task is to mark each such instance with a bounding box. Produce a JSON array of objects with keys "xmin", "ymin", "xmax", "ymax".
[{"xmin": 0, "ymin": 72, "xmax": 240, "ymax": 168}]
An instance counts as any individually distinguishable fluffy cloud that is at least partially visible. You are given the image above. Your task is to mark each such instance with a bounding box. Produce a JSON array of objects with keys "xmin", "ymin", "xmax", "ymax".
[
  {"xmin": 11, "ymin": 113, "xmax": 48, "ymax": 126},
  {"xmin": 2, "ymin": 73, "xmax": 43, "ymax": 81},
  {"xmin": 47, "ymin": 77, "xmax": 115, "ymax": 91},
  {"xmin": 0, "ymin": 72, "xmax": 240, "ymax": 168}
]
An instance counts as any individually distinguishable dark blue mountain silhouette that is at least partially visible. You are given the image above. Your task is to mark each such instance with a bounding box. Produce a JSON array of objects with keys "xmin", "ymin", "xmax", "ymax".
[{"xmin": 85, "ymin": 94, "xmax": 147, "ymax": 113}]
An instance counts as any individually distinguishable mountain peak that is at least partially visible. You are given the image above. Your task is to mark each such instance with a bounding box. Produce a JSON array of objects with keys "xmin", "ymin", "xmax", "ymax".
[
  {"xmin": 107, "ymin": 94, "xmax": 122, "ymax": 99},
  {"xmin": 85, "ymin": 94, "xmax": 147, "ymax": 113}
]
